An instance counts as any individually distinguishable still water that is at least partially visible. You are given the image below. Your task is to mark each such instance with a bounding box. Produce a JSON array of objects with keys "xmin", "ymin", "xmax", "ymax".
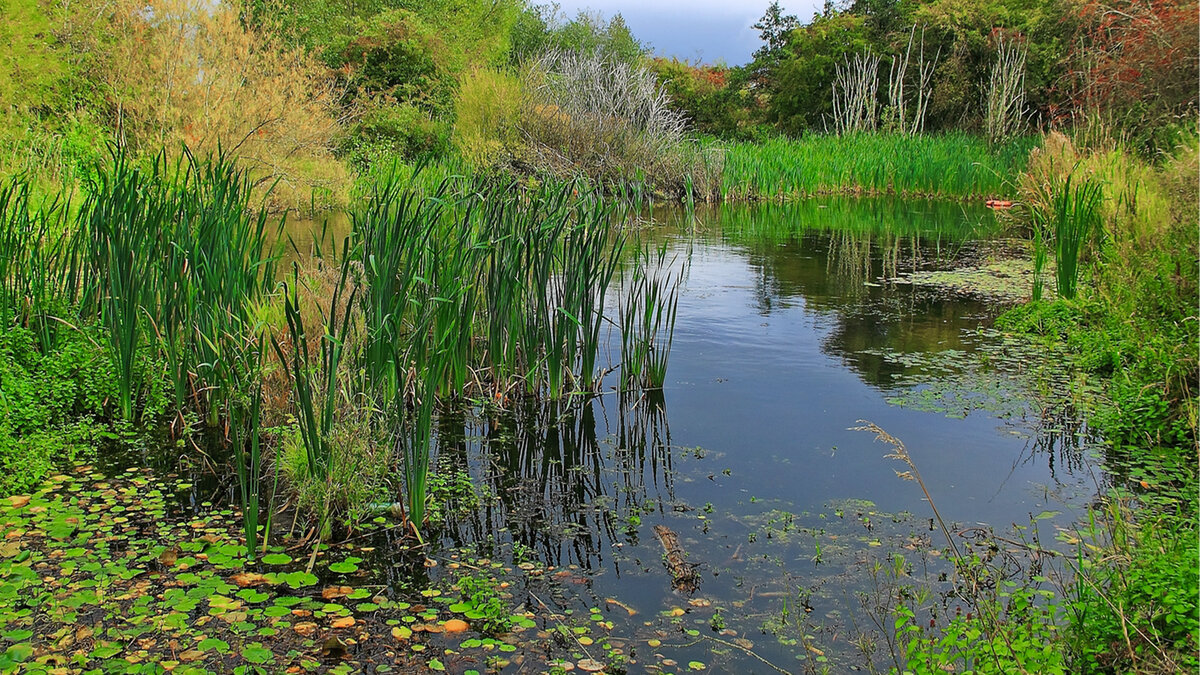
[
  {"xmin": 147, "ymin": 198, "xmax": 1100, "ymax": 672},
  {"xmin": 377, "ymin": 198, "xmax": 1100, "ymax": 673}
]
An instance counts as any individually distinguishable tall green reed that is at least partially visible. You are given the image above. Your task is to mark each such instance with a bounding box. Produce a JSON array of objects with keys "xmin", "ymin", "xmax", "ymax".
[
  {"xmin": 1047, "ymin": 175, "xmax": 1103, "ymax": 300},
  {"xmin": 619, "ymin": 243, "xmax": 684, "ymax": 390}
]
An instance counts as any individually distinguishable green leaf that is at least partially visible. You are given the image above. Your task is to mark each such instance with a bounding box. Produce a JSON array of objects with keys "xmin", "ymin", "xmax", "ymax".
[{"xmin": 241, "ymin": 644, "xmax": 274, "ymax": 664}]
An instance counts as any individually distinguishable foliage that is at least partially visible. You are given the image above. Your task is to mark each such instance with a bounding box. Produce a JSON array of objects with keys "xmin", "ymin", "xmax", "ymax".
[
  {"xmin": 0, "ymin": 327, "xmax": 112, "ymax": 497},
  {"xmin": 765, "ymin": 13, "xmax": 871, "ymax": 133},
  {"xmin": 345, "ymin": 103, "xmax": 451, "ymax": 168},
  {"xmin": 895, "ymin": 586, "xmax": 1067, "ymax": 674},
  {"xmin": 1069, "ymin": 0, "xmax": 1199, "ymax": 154},
  {"xmin": 647, "ymin": 58, "xmax": 748, "ymax": 139},
  {"xmin": 453, "ymin": 68, "xmax": 525, "ymax": 168},
  {"xmin": 1065, "ymin": 499, "xmax": 1199, "ymax": 673},
  {"xmin": 509, "ymin": 5, "xmax": 645, "ymax": 66},
  {"xmin": 100, "ymin": 0, "xmax": 348, "ymax": 210},
  {"xmin": 517, "ymin": 51, "xmax": 721, "ymax": 197},
  {"xmin": 1000, "ymin": 134, "xmax": 1198, "ymax": 672}
]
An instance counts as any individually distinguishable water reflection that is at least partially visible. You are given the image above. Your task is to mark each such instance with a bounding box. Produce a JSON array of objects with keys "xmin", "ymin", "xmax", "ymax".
[{"xmin": 432, "ymin": 391, "xmax": 675, "ymax": 573}]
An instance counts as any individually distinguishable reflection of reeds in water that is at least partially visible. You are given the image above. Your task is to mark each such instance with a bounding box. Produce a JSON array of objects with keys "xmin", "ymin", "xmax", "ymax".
[{"xmin": 429, "ymin": 391, "xmax": 675, "ymax": 570}]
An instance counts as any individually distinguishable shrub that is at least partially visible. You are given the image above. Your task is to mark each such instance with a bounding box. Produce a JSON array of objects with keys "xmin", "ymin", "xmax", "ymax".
[
  {"xmin": 518, "ymin": 50, "xmax": 722, "ymax": 198},
  {"xmin": 97, "ymin": 0, "xmax": 349, "ymax": 210},
  {"xmin": 452, "ymin": 68, "xmax": 525, "ymax": 168},
  {"xmin": 345, "ymin": 102, "xmax": 450, "ymax": 166},
  {"xmin": 0, "ymin": 326, "xmax": 114, "ymax": 496}
]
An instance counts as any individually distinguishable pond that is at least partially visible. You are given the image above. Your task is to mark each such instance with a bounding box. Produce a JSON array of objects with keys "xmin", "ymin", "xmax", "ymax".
[{"xmin": 113, "ymin": 198, "xmax": 1102, "ymax": 672}]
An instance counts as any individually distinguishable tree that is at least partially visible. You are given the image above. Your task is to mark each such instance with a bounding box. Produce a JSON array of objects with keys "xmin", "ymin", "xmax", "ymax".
[{"xmin": 752, "ymin": 2, "xmax": 800, "ymax": 63}]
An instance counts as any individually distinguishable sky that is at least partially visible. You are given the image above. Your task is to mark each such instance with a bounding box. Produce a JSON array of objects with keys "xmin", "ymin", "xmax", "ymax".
[{"xmin": 548, "ymin": 1, "xmax": 825, "ymax": 66}]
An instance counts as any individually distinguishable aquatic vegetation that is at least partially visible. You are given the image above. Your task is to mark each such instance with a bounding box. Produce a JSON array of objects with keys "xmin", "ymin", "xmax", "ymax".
[
  {"xmin": 721, "ymin": 133, "xmax": 1035, "ymax": 201},
  {"xmin": 619, "ymin": 244, "xmax": 684, "ymax": 390},
  {"xmin": 1029, "ymin": 174, "xmax": 1103, "ymax": 300}
]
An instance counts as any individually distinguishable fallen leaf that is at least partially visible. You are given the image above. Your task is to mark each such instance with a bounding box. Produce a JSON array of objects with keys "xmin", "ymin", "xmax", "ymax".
[
  {"xmin": 320, "ymin": 636, "xmax": 348, "ymax": 658},
  {"xmin": 230, "ymin": 572, "xmax": 269, "ymax": 587},
  {"xmin": 330, "ymin": 616, "xmax": 355, "ymax": 629},
  {"xmin": 292, "ymin": 622, "xmax": 318, "ymax": 637},
  {"xmin": 322, "ymin": 586, "xmax": 353, "ymax": 600}
]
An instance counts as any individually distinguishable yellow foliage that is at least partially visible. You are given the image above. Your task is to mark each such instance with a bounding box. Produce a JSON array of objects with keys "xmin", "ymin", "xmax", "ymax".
[
  {"xmin": 452, "ymin": 67, "xmax": 524, "ymax": 168},
  {"xmin": 1022, "ymin": 132, "xmax": 1173, "ymax": 251},
  {"xmin": 100, "ymin": 0, "xmax": 349, "ymax": 210}
]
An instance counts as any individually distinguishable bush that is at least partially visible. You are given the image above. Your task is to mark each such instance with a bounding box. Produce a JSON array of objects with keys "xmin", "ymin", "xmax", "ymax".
[
  {"xmin": 517, "ymin": 50, "xmax": 722, "ymax": 198},
  {"xmin": 452, "ymin": 68, "xmax": 525, "ymax": 168},
  {"xmin": 0, "ymin": 326, "xmax": 114, "ymax": 496},
  {"xmin": 345, "ymin": 103, "xmax": 450, "ymax": 166},
  {"xmin": 93, "ymin": 0, "xmax": 349, "ymax": 210}
]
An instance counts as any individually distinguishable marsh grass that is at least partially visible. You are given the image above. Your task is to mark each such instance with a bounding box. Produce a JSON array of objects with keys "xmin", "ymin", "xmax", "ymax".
[
  {"xmin": 268, "ymin": 173, "xmax": 682, "ymax": 534},
  {"xmin": 722, "ymin": 133, "xmax": 1034, "ymax": 201},
  {"xmin": 619, "ymin": 243, "xmax": 683, "ymax": 390},
  {"xmin": 1028, "ymin": 173, "xmax": 1103, "ymax": 300}
]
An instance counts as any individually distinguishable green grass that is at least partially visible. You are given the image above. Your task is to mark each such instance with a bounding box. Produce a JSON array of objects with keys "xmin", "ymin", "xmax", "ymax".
[{"xmin": 720, "ymin": 132, "xmax": 1036, "ymax": 201}]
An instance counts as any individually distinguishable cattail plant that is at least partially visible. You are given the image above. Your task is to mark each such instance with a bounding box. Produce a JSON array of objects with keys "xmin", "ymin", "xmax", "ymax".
[{"xmin": 1030, "ymin": 173, "xmax": 1103, "ymax": 300}]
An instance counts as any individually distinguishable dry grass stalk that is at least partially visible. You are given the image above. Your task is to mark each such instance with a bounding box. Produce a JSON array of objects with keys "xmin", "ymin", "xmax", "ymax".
[
  {"xmin": 832, "ymin": 51, "xmax": 881, "ymax": 135},
  {"xmin": 984, "ymin": 34, "xmax": 1028, "ymax": 144}
]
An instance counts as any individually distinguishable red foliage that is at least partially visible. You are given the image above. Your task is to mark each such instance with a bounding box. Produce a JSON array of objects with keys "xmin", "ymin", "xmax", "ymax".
[{"xmin": 1072, "ymin": 0, "xmax": 1199, "ymax": 116}]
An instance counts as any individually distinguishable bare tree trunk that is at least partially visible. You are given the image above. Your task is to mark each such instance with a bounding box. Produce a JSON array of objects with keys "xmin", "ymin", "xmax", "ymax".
[
  {"xmin": 886, "ymin": 25, "xmax": 939, "ymax": 136},
  {"xmin": 832, "ymin": 50, "xmax": 881, "ymax": 135},
  {"xmin": 984, "ymin": 35, "xmax": 1028, "ymax": 144}
]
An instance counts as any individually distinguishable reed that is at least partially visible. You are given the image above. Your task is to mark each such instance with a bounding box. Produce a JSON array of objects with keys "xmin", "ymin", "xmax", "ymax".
[
  {"xmin": 1050, "ymin": 176, "xmax": 1103, "ymax": 300},
  {"xmin": 0, "ymin": 180, "xmax": 76, "ymax": 350},
  {"xmin": 272, "ymin": 257, "xmax": 357, "ymax": 482},
  {"xmin": 721, "ymin": 133, "xmax": 1035, "ymax": 201},
  {"xmin": 619, "ymin": 243, "xmax": 683, "ymax": 390}
]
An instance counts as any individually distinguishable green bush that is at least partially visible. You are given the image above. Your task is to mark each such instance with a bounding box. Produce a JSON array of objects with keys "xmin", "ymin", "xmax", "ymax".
[
  {"xmin": 0, "ymin": 326, "xmax": 114, "ymax": 496},
  {"xmin": 345, "ymin": 103, "xmax": 450, "ymax": 166},
  {"xmin": 452, "ymin": 67, "xmax": 524, "ymax": 168}
]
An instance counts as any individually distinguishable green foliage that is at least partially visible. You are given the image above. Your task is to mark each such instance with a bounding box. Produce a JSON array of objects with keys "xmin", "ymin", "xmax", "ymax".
[
  {"xmin": 345, "ymin": 102, "xmax": 450, "ymax": 167},
  {"xmin": 1001, "ymin": 137, "xmax": 1198, "ymax": 672},
  {"xmin": 1066, "ymin": 505, "xmax": 1199, "ymax": 673},
  {"xmin": 334, "ymin": 9, "xmax": 451, "ymax": 110},
  {"xmin": 509, "ymin": 5, "xmax": 645, "ymax": 65},
  {"xmin": 0, "ymin": 0, "xmax": 67, "ymax": 114},
  {"xmin": 0, "ymin": 326, "xmax": 112, "ymax": 497},
  {"xmin": 647, "ymin": 58, "xmax": 748, "ymax": 139},
  {"xmin": 452, "ymin": 68, "xmax": 524, "ymax": 168},
  {"xmin": 896, "ymin": 586, "xmax": 1067, "ymax": 674},
  {"xmin": 451, "ymin": 573, "xmax": 512, "ymax": 633},
  {"xmin": 766, "ymin": 13, "xmax": 871, "ymax": 133}
]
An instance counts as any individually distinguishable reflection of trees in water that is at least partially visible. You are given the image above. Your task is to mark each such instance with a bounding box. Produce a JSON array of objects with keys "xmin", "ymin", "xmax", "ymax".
[{"xmin": 435, "ymin": 393, "xmax": 674, "ymax": 571}]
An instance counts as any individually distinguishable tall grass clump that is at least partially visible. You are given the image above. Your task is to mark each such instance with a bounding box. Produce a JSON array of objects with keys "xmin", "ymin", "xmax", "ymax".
[
  {"xmin": 722, "ymin": 133, "xmax": 1034, "ymax": 201},
  {"xmin": 1029, "ymin": 174, "xmax": 1103, "ymax": 300},
  {"xmin": 270, "ymin": 173, "xmax": 683, "ymax": 536},
  {"xmin": 0, "ymin": 179, "xmax": 75, "ymax": 351},
  {"xmin": 619, "ymin": 243, "xmax": 684, "ymax": 390},
  {"xmin": 1, "ymin": 148, "xmax": 282, "ymax": 555}
]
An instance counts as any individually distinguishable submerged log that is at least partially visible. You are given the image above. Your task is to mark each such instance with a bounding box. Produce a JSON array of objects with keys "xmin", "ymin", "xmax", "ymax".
[{"xmin": 653, "ymin": 524, "xmax": 701, "ymax": 593}]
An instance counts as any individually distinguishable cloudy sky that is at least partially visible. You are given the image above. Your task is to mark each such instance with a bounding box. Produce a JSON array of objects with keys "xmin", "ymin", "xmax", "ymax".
[{"xmin": 549, "ymin": 0, "xmax": 825, "ymax": 65}]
